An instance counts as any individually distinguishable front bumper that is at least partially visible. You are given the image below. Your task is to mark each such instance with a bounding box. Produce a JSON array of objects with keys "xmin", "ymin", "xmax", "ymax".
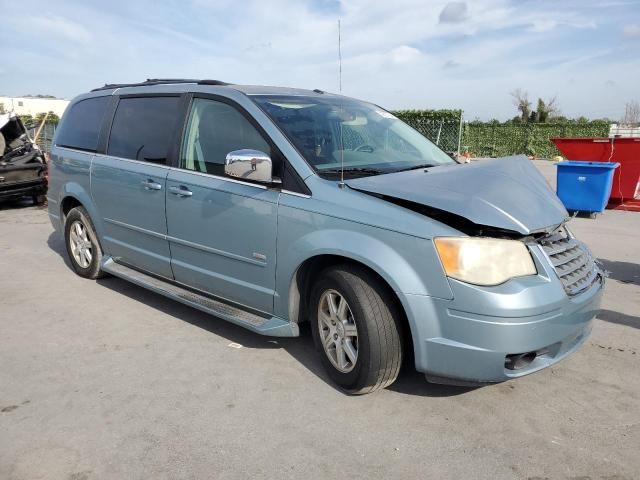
[{"xmin": 404, "ymin": 244, "xmax": 604, "ymax": 384}]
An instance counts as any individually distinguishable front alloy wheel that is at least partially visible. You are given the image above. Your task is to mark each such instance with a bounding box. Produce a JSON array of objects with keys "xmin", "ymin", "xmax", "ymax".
[
  {"xmin": 310, "ymin": 265, "xmax": 403, "ymax": 394},
  {"xmin": 317, "ymin": 289, "xmax": 358, "ymax": 373}
]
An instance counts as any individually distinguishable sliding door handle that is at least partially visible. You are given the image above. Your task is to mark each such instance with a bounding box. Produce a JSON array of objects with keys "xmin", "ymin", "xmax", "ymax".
[{"xmin": 169, "ymin": 185, "xmax": 193, "ymax": 197}]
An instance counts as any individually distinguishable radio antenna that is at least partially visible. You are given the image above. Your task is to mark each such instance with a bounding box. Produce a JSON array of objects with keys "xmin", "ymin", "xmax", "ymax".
[
  {"xmin": 338, "ymin": 19, "xmax": 343, "ymax": 93},
  {"xmin": 338, "ymin": 19, "xmax": 345, "ymax": 188}
]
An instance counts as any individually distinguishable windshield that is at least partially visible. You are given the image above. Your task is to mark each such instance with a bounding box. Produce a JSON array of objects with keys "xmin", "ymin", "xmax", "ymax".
[{"xmin": 252, "ymin": 95, "xmax": 456, "ymax": 178}]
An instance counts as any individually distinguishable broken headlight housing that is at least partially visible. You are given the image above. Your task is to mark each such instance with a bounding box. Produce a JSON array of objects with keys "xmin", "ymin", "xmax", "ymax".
[{"xmin": 434, "ymin": 237, "xmax": 537, "ymax": 286}]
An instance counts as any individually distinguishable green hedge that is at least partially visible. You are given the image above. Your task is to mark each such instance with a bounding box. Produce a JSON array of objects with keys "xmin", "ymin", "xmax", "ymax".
[
  {"xmin": 462, "ymin": 123, "xmax": 609, "ymax": 158},
  {"xmin": 393, "ymin": 109, "xmax": 462, "ymax": 122}
]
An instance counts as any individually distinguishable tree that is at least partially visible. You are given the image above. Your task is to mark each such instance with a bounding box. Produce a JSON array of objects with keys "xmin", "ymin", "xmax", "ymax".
[
  {"xmin": 536, "ymin": 96, "xmax": 560, "ymax": 123},
  {"xmin": 33, "ymin": 111, "xmax": 60, "ymax": 125},
  {"xmin": 511, "ymin": 89, "xmax": 531, "ymax": 123},
  {"xmin": 511, "ymin": 90, "xmax": 561, "ymax": 123},
  {"xmin": 623, "ymin": 100, "xmax": 640, "ymax": 125},
  {"xmin": 19, "ymin": 114, "xmax": 34, "ymax": 127}
]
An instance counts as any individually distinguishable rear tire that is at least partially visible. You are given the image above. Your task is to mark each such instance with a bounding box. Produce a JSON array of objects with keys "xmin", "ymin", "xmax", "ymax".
[
  {"xmin": 64, "ymin": 206, "xmax": 106, "ymax": 279},
  {"xmin": 310, "ymin": 264, "xmax": 403, "ymax": 394}
]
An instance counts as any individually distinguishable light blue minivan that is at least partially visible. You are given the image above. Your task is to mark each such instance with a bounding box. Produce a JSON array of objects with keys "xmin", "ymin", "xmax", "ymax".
[{"xmin": 48, "ymin": 79, "xmax": 604, "ymax": 393}]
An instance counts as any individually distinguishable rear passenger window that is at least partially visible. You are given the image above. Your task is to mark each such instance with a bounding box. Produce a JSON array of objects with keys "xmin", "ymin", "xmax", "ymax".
[
  {"xmin": 56, "ymin": 96, "xmax": 109, "ymax": 152},
  {"xmin": 108, "ymin": 96, "xmax": 180, "ymax": 163}
]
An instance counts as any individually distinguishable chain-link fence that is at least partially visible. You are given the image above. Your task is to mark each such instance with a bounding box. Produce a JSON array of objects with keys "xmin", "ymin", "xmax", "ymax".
[
  {"xmin": 27, "ymin": 122, "xmax": 56, "ymax": 153},
  {"xmin": 394, "ymin": 111, "xmax": 462, "ymax": 154},
  {"xmin": 393, "ymin": 109, "xmax": 610, "ymax": 158}
]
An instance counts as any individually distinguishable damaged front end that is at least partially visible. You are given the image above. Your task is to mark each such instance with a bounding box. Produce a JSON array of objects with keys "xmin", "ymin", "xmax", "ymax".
[
  {"xmin": 347, "ymin": 154, "xmax": 603, "ymax": 294},
  {"xmin": 344, "ymin": 155, "xmax": 603, "ymax": 384},
  {"xmin": 0, "ymin": 113, "xmax": 47, "ymax": 203},
  {"xmin": 346, "ymin": 155, "xmax": 569, "ymax": 238}
]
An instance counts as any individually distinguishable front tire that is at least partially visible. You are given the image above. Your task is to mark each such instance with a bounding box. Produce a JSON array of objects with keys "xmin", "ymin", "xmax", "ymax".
[
  {"xmin": 64, "ymin": 206, "xmax": 105, "ymax": 279},
  {"xmin": 310, "ymin": 265, "xmax": 403, "ymax": 394}
]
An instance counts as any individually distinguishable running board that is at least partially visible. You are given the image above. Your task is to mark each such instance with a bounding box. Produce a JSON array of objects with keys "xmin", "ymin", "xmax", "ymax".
[{"xmin": 101, "ymin": 257, "xmax": 299, "ymax": 337}]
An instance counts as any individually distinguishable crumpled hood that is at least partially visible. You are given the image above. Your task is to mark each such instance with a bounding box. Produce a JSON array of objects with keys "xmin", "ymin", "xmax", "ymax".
[{"xmin": 346, "ymin": 155, "xmax": 568, "ymax": 235}]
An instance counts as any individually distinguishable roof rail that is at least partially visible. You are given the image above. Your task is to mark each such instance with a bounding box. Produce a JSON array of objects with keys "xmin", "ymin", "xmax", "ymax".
[{"xmin": 91, "ymin": 78, "xmax": 230, "ymax": 92}]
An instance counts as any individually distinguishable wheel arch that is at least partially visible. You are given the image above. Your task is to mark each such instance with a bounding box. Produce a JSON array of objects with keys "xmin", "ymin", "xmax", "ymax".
[
  {"xmin": 60, "ymin": 195, "xmax": 83, "ymax": 221},
  {"xmin": 57, "ymin": 183, "xmax": 104, "ymax": 240},
  {"xmin": 285, "ymin": 253, "xmax": 414, "ymax": 361}
]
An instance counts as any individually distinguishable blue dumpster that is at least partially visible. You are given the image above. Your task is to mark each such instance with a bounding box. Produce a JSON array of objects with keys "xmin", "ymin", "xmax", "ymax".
[{"xmin": 556, "ymin": 161, "xmax": 620, "ymax": 214}]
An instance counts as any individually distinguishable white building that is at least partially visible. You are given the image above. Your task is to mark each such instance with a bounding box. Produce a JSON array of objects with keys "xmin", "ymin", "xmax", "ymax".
[{"xmin": 0, "ymin": 96, "xmax": 69, "ymax": 117}]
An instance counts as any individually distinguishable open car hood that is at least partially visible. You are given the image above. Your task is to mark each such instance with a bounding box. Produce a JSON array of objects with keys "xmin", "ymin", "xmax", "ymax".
[{"xmin": 346, "ymin": 155, "xmax": 568, "ymax": 235}]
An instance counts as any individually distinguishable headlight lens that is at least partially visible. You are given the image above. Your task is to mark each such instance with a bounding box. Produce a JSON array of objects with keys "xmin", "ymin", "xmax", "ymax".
[{"xmin": 434, "ymin": 237, "xmax": 537, "ymax": 286}]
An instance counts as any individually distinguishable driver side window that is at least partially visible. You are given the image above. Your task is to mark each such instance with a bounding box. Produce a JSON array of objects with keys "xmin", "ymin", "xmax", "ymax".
[{"xmin": 181, "ymin": 98, "xmax": 271, "ymax": 176}]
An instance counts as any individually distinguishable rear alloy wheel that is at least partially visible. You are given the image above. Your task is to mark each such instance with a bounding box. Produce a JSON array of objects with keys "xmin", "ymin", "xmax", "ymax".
[
  {"xmin": 310, "ymin": 265, "xmax": 403, "ymax": 394},
  {"xmin": 64, "ymin": 206, "xmax": 105, "ymax": 279},
  {"xmin": 69, "ymin": 220, "xmax": 93, "ymax": 268}
]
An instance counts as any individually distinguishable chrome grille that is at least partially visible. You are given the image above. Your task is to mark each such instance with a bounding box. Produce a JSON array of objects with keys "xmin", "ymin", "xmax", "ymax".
[{"xmin": 538, "ymin": 228, "xmax": 599, "ymax": 296}]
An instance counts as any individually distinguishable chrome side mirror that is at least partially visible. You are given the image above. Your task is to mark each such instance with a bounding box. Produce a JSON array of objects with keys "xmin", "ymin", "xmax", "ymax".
[{"xmin": 225, "ymin": 149, "xmax": 279, "ymax": 184}]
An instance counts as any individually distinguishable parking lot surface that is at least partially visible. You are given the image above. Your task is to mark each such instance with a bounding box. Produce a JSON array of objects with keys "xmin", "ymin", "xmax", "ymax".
[{"xmin": 1, "ymin": 161, "xmax": 639, "ymax": 479}]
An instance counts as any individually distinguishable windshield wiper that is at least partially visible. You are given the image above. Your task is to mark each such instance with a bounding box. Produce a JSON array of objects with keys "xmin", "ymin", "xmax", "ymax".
[
  {"xmin": 319, "ymin": 167, "xmax": 387, "ymax": 175},
  {"xmin": 393, "ymin": 163, "xmax": 435, "ymax": 173}
]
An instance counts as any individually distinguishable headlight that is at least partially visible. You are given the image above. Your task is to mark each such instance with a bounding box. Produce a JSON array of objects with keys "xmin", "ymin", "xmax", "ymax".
[{"xmin": 434, "ymin": 237, "xmax": 537, "ymax": 286}]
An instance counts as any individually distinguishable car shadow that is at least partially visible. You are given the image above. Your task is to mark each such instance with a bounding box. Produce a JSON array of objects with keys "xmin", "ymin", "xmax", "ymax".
[
  {"xmin": 47, "ymin": 230, "xmax": 73, "ymax": 270},
  {"xmin": 46, "ymin": 231, "xmax": 478, "ymax": 397},
  {"xmin": 593, "ymin": 258, "xmax": 640, "ymax": 330},
  {"xmin": 598, "ymin": 258, "xmax": 640, "ymax": 285},
  {"xmin": 0, "ymin": 196, "xmax": 43, "ymax": 211},
  {"xmin": 597, "ymin": 309, "xmax": 640, "ymax": 330},
  {"xmin": 99, "ymin": 274, "xmax": 477, "ymax": 397}
]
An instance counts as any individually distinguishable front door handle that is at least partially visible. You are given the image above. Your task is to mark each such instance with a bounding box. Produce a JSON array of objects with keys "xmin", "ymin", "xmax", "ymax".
[
  {"xmin": 169, "ymin": 185, "xmax": 193, "ymax": 197},
  {"xmin": 142, "ymin": 179, "xmax": 162, "ymax": 191}
]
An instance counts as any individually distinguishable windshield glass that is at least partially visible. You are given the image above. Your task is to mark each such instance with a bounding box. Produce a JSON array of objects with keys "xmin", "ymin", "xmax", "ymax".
[{"xmin": 252, "ymin": 95, "xmax": 456, "ymax": 177}]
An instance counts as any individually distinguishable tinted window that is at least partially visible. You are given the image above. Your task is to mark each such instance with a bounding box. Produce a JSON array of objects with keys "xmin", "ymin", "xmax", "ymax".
[
  {"xmin": 108, "ymin": 96, "xmax": 180, "ymax": 163},
  {"xmin": 181, "ymin": 98, "xmax": 271, "ymax": 175},
  {"xmin": 56, "ymin": 96, "xmax": 109, "ymax": 151}
]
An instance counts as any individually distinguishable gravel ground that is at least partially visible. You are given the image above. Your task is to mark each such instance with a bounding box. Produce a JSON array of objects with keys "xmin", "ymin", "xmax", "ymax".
[{"xmin": 0, "ymin": 160, "xmax": 638, "ymax": 479}]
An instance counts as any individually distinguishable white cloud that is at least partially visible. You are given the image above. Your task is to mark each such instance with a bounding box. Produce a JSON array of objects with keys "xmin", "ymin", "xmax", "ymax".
[
  {"xmin": 29, "ymin": 15, "xmax": 91, "ymax": 43},
  {"xmin": 389, "ymin": 46, "xmax": 422, "ymax": 64},
  {"xmin": 623, "ymin": 23, "xmax": 640, "ymax": 37}
]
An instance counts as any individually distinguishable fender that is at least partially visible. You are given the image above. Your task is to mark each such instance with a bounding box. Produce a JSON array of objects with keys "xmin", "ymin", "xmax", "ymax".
[{"xmin": 274, "ymin": 227, "xmax": 454, "ymax": 321}]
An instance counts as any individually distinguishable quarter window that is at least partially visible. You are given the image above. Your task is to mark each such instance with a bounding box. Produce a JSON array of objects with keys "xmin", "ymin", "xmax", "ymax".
[
  {"xmin": 181, "ymin": 98, "xmax": 271, "ymax": 175},
  {"xmin": 108, "ymin": 96, "xmax": 180, "ymax": 163},
  {"xmin": 55, "ymin": 96, "xmax": 110, "ymax": 152}
]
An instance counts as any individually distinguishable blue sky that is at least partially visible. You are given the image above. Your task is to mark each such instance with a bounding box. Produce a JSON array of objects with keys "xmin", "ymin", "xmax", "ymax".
[{"xmin": 1, "ymin": 0, "xmax": 639, "ymax": 120}]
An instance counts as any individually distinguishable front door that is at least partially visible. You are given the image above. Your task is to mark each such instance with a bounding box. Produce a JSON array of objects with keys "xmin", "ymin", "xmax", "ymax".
[
  {"xmin": 165, "ymin": 96, "xmax": 279, "ymax": 313},
  {"xmin": 91, "ymin": 95, "xmax": 182, "ymax": 279}
]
